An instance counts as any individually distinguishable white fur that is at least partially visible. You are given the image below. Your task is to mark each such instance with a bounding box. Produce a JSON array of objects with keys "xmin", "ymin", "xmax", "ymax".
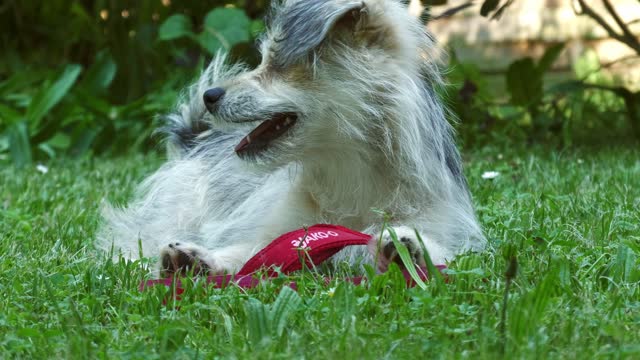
[{"xmin": 97, "ymin": 0, "xmax": 486, "ymax": 276}]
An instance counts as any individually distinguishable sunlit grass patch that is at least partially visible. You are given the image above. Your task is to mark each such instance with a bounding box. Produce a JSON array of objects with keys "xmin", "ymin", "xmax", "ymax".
[{"xmin": 1, "ymin": 147, "xmax": 639, "ymax": 358}]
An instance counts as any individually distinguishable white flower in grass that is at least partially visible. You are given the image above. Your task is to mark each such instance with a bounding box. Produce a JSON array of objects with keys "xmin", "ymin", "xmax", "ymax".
[
  {"xmin": 481, "ymin": 171, "xmax": 500, "ymax": 180},
  {"xmin": 36, "ymin": 164, "xmax": 49, "ymax": 174},
  {"xmin": 326, "ymin": 287, "xmax": 336, "ymax": 298}
]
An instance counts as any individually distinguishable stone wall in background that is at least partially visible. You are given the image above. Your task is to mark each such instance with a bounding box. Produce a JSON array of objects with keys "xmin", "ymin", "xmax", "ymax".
[{"xmin": 423, "ymin": 0, "xmax": 640, "ymax": 89}]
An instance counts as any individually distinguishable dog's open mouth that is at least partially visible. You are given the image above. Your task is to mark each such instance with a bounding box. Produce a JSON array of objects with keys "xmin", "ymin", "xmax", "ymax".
[{"xmin": 234, "ymin": 112, "xmax": 298, "ymax": 156}]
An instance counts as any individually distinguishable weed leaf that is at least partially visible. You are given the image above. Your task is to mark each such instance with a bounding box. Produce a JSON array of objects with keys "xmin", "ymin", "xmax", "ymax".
[
  {"xmin": 158, "ymin": 14, "xmax": 193, "ymax": 41},
  {"xmin": 27, "ymin": 64, "xmax": 82, "ymax": 132},
  {"xmin": 246, "ymin": 298, "xmax": 270, "ymax": 346},
  {"xmin": 271, "ymin": 286, "xmax": 302, "ymax": 337}
]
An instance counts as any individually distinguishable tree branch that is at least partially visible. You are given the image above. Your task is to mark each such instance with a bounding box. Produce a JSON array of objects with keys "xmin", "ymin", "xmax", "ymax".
[
  {"xmin": 574, "ymin": 0, "xmax": 623, "ymax": 41},
  {"xmin": 574, "ymin": 0, "xmax": 640, "ymax": 55},
  {"xmin": 432, "ymin": 2, "xmax": 475, "ymax": 20},
  {"xmin": 602, "ymin": 0, "xmax": 639, "ymax": 48},
  {"xmin": 602, "ymin": 0, "xmax": 628, "ymax": 33}
]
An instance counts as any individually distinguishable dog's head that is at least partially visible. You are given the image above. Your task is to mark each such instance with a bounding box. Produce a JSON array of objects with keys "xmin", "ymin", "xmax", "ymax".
[{"xmin": 201, "ymin": 0, "xmax": 440, "ymax": 165}]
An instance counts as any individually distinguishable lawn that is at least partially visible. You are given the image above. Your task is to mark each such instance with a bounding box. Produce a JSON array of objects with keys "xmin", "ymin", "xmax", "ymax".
[{"xmin": 1, "ymin": 146, "xmax": 639, "ymax": 359}]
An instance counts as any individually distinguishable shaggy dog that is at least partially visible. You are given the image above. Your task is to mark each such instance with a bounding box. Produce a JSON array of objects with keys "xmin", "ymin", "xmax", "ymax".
[{"xmin": 98, "ymin": 0, "xmax": 486, "ymax": 277}]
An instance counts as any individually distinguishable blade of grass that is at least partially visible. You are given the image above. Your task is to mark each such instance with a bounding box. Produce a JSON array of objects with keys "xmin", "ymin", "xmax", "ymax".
[
  {"xmin": 384, "ymin": 225, "xmax": 427, "ymax": 290},
  {"xmin": 414, "ymin": 229, "xmax": 447, "ymax": 294}
]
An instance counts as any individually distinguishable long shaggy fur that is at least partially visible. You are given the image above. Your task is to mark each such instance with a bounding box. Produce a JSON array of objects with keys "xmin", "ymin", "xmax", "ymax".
[{"xmin": 98, "ymin": 0, "xmax": 485, "ymax": 276}]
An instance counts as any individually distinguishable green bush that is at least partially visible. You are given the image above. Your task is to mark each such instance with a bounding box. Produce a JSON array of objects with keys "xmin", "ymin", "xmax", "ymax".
[
  {"xmin": 1, "ymin": 1, "xmax": 638, "ymax": 166},
  {"xmin": 0, "ymin": 1, "xmax": 269, "ymax": 166},
  {"xmin": 447, "ymin": 45, "xmax": 638, "ymax": 147}
]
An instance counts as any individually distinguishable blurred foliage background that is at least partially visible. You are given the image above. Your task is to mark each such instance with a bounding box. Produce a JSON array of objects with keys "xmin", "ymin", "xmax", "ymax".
[{"xmin": 0, "ymin": 0, "xmax": 638, "ymax": 167}]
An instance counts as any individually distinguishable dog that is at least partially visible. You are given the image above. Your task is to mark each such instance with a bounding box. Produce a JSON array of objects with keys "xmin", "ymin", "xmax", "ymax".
[{"xmin": 97, "ymin": 0, "xmax": 486, "ymax": 277}]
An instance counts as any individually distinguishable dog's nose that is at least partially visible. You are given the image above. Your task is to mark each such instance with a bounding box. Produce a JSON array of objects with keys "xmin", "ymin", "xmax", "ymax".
[{"xmin": 203, "ymin": 87, "xmax": 226, "ymax": 108}]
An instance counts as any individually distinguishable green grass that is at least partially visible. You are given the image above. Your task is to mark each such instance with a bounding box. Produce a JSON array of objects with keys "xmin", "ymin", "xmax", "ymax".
[{"xmin": 1, "ymin": 147, "xmax": 639, "ymax": 359}]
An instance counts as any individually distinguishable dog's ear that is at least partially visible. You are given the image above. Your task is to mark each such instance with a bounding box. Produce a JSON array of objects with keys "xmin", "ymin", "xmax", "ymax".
[
  {"xmin": 332, "ymin": 2, "xmax": 369, "ymax": 35},
  {"xmin": 271, "ymin": 1, "xmax": 367, "ymax": 67}
]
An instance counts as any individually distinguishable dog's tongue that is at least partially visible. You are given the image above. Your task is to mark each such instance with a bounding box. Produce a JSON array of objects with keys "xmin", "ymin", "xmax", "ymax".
[{"xmin": 235, "ymin": 115, "xmax": 296, "ymax": 154}]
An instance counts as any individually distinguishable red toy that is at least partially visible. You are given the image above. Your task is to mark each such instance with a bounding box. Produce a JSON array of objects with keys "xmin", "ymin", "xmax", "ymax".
[{"xmin": 140, "ymin": 224, "xmax": 445, "ymax": 292}]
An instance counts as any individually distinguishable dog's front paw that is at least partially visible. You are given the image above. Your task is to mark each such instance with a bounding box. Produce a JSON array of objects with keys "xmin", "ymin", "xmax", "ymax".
[
  {"xmin": 159, "ymin": 242, "xmax": 217, "ymax": 277},
  {"xmin": 371, "ymin": 226, "xmax": 426, "ymax": 271}
]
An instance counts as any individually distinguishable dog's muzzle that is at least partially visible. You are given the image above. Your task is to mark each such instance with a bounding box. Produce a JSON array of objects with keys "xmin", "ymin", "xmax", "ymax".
[{"xmin": 203, "ymin": 87, "xmax": 298, "ymax": 157}]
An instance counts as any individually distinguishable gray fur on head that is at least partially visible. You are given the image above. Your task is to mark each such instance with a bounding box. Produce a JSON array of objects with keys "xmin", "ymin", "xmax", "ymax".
[
  {"xmin": 267, "ymin": 0, "xmax": 365, "ymax": 68},
  {"xmin": 98, "ymin": 0, "xmax": 486, "ymax": 277}
]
